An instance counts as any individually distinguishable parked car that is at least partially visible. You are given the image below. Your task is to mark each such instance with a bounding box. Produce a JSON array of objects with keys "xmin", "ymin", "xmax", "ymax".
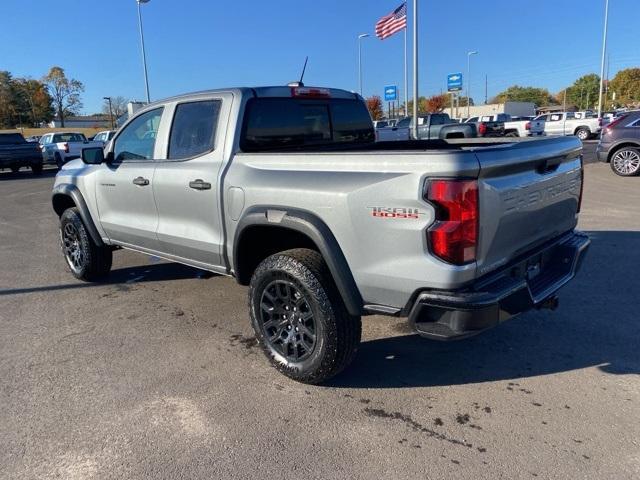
[
  {"xmin": 93, "ymin": 130, "xmax": 116, "ymax": 147},
  {"xmin": 25, "ymin": 135, "xmax": 42, "ymax": 143},
  {"xmin": 464, "ymin": 115, "xmax": 505, "ymax": 137},
  {"xmin": 501, "ymin": 115, "xmax": 545, "ymax": 137},
  {"xmin": 596, "ymin": 111, "xmax": 640, "ymax": 176},
  {"xmin": 39, "ymin": 132, "xmax": 103, "ymax": 169},
  {"xmin": 0, "ymin": 132, "xmax": 44, "ymax": 174},
  {"xmin": 377, "ymin": 113, "xmax": 476, "ymax": 141},
  {"xmin": 534, "ymin": 112, "xmax": 603, "ymax": 140},
  {"xmin": 52, "ymin": 85, "xmax": 589, "ymax": 384}
]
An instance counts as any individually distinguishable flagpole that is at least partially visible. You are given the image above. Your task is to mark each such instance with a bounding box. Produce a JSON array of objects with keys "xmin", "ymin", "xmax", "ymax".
[
  {"xmin": 412, "ymin": 0, "xmax": 418, "ymax": 139},
  {"xmin": 404, "ymin": 26, "xmax": 408, "ymax": 117}
]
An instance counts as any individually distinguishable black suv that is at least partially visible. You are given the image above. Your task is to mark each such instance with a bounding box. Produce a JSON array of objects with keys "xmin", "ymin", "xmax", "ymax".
[{"xmin": 597, "ymin": 111, "xmax": 640, "ymax": 176}]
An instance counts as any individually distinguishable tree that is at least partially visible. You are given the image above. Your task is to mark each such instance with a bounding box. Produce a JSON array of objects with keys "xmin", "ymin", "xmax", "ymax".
[
  {"xmin": 102, "ymin": 95, "xmax": 129, "ymax": 119},
  {"xmin": 366, "ymin": 95, "xmax": 384, "ymax": 120},
  {"xmin": 554, "ymin": 74, "xmax": 600, "ymax": 110},
  {"xmin": 491, "ymin": 85, "xmax": 556, "ymax": 106},
  {"xmin": 14, "ymin": 78, "xmax": 54, "ymax": 126},
  {"xmin": 0, "ymin": 71, "xmax": 16, "ymax": 128},
  {"xmin": 425, "ymin": 94, "xmax": 448, "ymax": 113},
  {"xmin": 42, "ymin": 66, "xmax": 84, "ymax": 127},
  {"xmin": 609, "ymin": 68, "xmax": 640, "ymax": 107}
]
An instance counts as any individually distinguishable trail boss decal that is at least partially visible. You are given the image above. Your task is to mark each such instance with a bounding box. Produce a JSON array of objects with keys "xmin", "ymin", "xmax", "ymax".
[{"xmin": 369, "ymin": 207, "xmax": 423, "ymax": 219}]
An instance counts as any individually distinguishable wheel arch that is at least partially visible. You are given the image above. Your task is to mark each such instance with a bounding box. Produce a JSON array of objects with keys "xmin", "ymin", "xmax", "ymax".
[
  {"xmin": 573, "ymin": 125, "xmax": 591, "ymax": 135},
  {"xmin": 607, "ymin": 142, "xmax": 640, "ymax": 163},
  {"xmin": 52, "ymin": 184, "xmax": 104, "ymax": 247},
  {"xmin": 233, "ymin": 207, "xmax": 364, "ymax": 316}
]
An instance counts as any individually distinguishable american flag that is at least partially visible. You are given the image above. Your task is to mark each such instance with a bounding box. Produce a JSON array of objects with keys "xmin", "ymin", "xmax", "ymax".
[{"xmin": 375, "ymin": 3, "xmax": 407, "ymax": 40}]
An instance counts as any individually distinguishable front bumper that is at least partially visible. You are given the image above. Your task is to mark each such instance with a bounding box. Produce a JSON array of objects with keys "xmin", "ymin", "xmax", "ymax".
[{"xmin": 407, "ymin": 231, "xmax": 590, "ymax": 340}]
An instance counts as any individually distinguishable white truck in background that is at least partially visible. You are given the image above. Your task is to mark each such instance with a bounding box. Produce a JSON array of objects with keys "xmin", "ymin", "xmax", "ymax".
[
  {"xmin": 474, "ymin": 113, "xmax": 545, "ymax": 137},
  {"xmin": 534, "ymin": 112, "xmax": 603, "ymax": 140},
  {"xmin": 39, "ymin": 132, "xmax": 103, "ymax": 169}
]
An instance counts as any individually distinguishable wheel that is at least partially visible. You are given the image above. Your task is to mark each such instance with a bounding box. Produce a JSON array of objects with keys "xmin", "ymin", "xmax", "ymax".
[
  {"xmin": 610, "ymin": 147, "xmax": 640, "ymax": 177},
  {"xmin": 55, "ymin": 153, "xmax": 64, "ymax": 170},
  {"xmin": 10, "ymin": 166, "xmax": 20, "ymax": 173},
  {"xmin": 505, "ymin": 131, "xmax": 519, "ymax": 137},
  {"xmin": 248, "ymin": 248, "xmax": 361, "ymax": 384},
  {"xmin": 575, "ymin": 128, "xmax": 590, "ymax": 141},
  {"xmin": 31, "ymin": 163, "xmax": 43, "ymax": 175},
  {"xmin": 60, "ymin": 208, "xmax": 112, "ymax": 281}
]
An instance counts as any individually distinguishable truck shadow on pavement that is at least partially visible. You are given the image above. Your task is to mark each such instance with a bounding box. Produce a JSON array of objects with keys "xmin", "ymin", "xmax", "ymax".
[
  {"xmin": 330, "ymin": 230, "xmax": 640, "ymax": 389},
  {"xmin": 0, "ymin": 262, "xmax": 214, "ymax": 297}
]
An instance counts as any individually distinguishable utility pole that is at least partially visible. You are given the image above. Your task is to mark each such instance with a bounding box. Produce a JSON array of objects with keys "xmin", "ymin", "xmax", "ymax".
[
  {"xmin": 466, "ymin": 51, "xmax": 478, "ymax": 118},
  {"xmin": 412, "ymin": 0, "xmax": 418, "ymax": 140},
  {"xmin": 103, "ymin": 96, "xmax": 115, "ymax": 129},
  {"xmin": 597, "ymin": 0, "xmax": 609, "ymax": 118},
  {"xmin": 137, "ymin": 0, "xmax": 151, "ymax": 103},
  {"xmin": 485, "ymin": 74, "xmax": 488, "ymax": 104},
  {"xmin": 357, "ymin": 33, "xmax": 369, "ymax": 96}
]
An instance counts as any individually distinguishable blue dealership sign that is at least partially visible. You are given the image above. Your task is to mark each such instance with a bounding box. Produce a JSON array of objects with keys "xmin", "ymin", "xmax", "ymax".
[
  {"xmin": 447, "ymin": 73, "xmax": 463, "ymax": 92},
  {"xmin": 384, "ymin": 85, "xmax": 398, "ymax": 101}
]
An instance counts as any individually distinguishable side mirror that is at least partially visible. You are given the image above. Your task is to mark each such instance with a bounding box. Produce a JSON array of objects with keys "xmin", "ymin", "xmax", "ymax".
[{"xmin": 82, "ymin": 147, "xmax": 104, "ymax": 165}]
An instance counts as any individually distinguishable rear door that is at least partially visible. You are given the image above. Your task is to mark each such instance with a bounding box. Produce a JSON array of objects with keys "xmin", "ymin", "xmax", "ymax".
[
  {"xmin": 95, "ymin": 107, "xmax": 165, "ymax": 250},
  {"xmin": 473, "ymin": 137, "xmax": 583, "ymax": 275},
  {"xmin": 545, "ymin": 113, "xmax": 565, "ymax": 136},
  {"xmin": 152, "ymin": 94, "xmax": 231, "ymax": 269}
]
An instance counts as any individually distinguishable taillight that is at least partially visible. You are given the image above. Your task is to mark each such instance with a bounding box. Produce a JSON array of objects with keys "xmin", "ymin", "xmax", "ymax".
[
  {"xmin": 602, "ymin": 115, "xmax": 627, "ymax": 135},
  {"xmin": 63, "ymin": 142, "xmax": 69, "ymax": 153},
  {"xmin": 426, "ymin": 179, "xmax": 479, "ymax": 265},
  {"xmin": 478, "ymin": 123, "xmax": 487, "ymax": 136},
  {"xmin": 525, "ymin": 121, "xmax": 531, "ymax": 130}
]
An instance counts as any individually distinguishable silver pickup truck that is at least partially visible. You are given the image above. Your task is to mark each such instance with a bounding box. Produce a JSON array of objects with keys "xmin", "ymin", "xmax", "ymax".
[
  {"xmin": 376, "ymin": 113, "xmax": 477, "ymax": 141},
  {"xmin": 534, "ymin": 111, "xmax": 603, "ymax": 140},
  {"xmin": 51, "ymin": 85, "xmax": 589, "ymax": 384}
]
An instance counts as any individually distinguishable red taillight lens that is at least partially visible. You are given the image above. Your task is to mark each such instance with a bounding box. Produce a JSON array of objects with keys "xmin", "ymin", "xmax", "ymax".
[
  {"xmin": 478, "ymin": 123, "xmax": 487, "ymax": 135},
  {"xmin": 525, "ymin": 121, "xmax": 531, "ymax": 130},
  {"xmin": 602, "ymin": 115, "xmax": 627, "ymax": 135},
  {"xmin": 426, "ymin": 179, "xmax": 479, "ymax": 265}
]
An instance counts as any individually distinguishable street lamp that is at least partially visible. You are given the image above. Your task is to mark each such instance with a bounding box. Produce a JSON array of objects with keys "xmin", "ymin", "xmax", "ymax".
[
  {"xmin": 466, "ymin": 50, "xmax": 478, "ymax": 118},
  {"xmin": 103, "ymin": 96, "xmax": 114, "ymax": 129},
  {"xmin": 137, "ymin": 0, "xmax": 151, "ymax": 103},
  {"xmin": 358, "ymin": 33, "xmax": 369, "ymax": 96},
  {"xmin": 597, "ymin": 0, "xmax": 609, "ymax": 118}
]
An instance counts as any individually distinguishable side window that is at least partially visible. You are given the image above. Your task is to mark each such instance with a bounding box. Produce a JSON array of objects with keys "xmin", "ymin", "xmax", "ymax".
[
  {"xmin": 168, "ymin": 100, "xmax": 221, "ymax": 160},
  {"xmin": 430, "ymin": 115, "xmax": 445, "ymax": 125},
  {"xmin": 536, "ymin": 115, "xmax": 548, "ymax": 121},
  {"xmin": 396, "ymin": 118, "xmax": 411, "ymax": 128},
  {"xmin": 565, "ymin": 112, "xmax": 576, "ymax": 120},
  {"xmin": 549, "ymin": 114, "xmax": 562, "ymax": 122},
  {"xmin": 113, "ymin": 107, "xmax": 163, "ymax": 162}
]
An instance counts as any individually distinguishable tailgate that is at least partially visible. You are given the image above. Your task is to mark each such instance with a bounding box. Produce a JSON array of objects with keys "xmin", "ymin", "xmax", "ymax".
[
  {"xmin": 473, "ymin": 136, "xmax": 582, "ymax": 275},
  {"xmin": 530, "ymin": 120, "xmax": 545, "ymax": 133}
]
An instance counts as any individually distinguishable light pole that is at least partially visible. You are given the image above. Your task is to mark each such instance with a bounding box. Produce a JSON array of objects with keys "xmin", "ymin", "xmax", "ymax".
[
  {"xmin": 357, "ymin": 33, "xmax": 369, "ymax": 97},
  {"xmin": 597, "ymin": 0, "xmax": 609, "ymax": 118},
  {"xmin": 103, "ymin": 96, "xmax": 114, "ymax": 129},
  {"xmin": 137, "ymin": 0, "xmax": 151, "ymax": 103},
  {"xmin": 466, "ymin": 50, "xmax": 478, "ymax": 118}
]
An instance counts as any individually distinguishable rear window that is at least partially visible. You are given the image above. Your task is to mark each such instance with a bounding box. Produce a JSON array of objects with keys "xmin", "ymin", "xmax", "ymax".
[
  {"xmin": 241, "ymin": 98, "xmax": 374, "ymax": 151},
  {"xmin": 52, "ymin": 133, "xmax": 86, "ymax": 142},
  {"xmin": 0, "ymin": 133, "xmax": 26, "ymax": 145}
]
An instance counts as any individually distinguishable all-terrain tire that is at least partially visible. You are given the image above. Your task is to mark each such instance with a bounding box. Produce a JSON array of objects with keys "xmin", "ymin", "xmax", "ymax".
[
  {"xmin": 60, "ymin": 208, "xmax": 112, "ymax": 281},
  {"xmin": 248, "ymin": 248, "xmax": 361, "ymax": 384}
]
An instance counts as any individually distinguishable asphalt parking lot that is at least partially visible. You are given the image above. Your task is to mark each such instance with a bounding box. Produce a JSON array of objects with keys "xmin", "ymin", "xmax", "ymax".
[{"xmin": 1, "ymin": 142, "xmax": 638, "ymax": 479}]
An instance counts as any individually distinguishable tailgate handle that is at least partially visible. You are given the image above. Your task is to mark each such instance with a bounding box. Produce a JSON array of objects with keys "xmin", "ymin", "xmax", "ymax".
[{"xmin": 537, "ymin": 157, "xmax": 562, "ymax": 174}]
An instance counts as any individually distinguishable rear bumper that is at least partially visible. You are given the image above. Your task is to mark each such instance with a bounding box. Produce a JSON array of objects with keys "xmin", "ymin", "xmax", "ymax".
[
  {"xmin": 596, "ymin": 144, "xmax": 609, "ymax": 162},
  {"xmin": 407, "ymin": 231, "xmax": 590, "ymax": 340}
]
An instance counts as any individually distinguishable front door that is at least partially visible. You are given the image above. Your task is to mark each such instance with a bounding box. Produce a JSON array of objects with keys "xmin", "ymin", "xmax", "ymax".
[
  {"xmin": 152, "ymin": 96, "xmax": 230, "ymax": 269},
  {"xmin": 95, "ymin": 107, "xmax": 164, "ymax": 251}
]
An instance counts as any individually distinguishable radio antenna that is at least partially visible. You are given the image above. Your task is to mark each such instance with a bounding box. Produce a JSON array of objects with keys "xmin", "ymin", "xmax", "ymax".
[{"xmin": 299, "ymin": 56, "xmax": 309, "ymax": 85}]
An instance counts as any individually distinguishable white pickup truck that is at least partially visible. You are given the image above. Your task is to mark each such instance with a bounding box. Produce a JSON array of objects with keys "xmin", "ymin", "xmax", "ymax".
[
  {"xmin": 472, "ymin": 114, "xmax": 545, "ymax": 137},
  {"xmin": 534, "ymin": 112, "xmax": 603, "ymax": 140},
  {"xmin": 39, "ymin": 132, "xmax": 103, "ymax": 169}
]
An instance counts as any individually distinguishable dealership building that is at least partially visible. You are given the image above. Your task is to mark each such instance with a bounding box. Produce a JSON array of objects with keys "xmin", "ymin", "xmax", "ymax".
[{"xmin": 449, "ymin": 101, "xmax": 536, "ymax": 119}]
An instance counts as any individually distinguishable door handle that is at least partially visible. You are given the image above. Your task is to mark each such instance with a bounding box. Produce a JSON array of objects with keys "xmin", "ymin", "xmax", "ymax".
[
  {"xmin": 189, "ymin": 179, "xmax": 211, "ymax": 190},
  {"xmin": 133, "ymin": 176, "xmax": 150, "ymax": 186}
]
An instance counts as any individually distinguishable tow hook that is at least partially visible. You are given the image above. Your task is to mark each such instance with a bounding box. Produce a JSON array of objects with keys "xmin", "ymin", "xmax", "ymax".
[{"xmin": 537, "ymin": 295, "xmax": 559, "ymax": 311}]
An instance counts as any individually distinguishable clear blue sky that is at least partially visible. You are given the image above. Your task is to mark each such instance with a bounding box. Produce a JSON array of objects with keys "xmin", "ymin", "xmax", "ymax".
[{"xmin": 2, "ymin": 0, "xmax": 639, "ymax": 114}]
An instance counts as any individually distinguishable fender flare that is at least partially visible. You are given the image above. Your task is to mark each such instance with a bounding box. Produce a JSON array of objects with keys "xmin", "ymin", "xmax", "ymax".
[
  {"xmin": 52, "ymin": 183, "xmax": 104, "ymax": 247},
  {"xmin": 233, "ymin": 206, "xmax": 364, "ymax": 316}
]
